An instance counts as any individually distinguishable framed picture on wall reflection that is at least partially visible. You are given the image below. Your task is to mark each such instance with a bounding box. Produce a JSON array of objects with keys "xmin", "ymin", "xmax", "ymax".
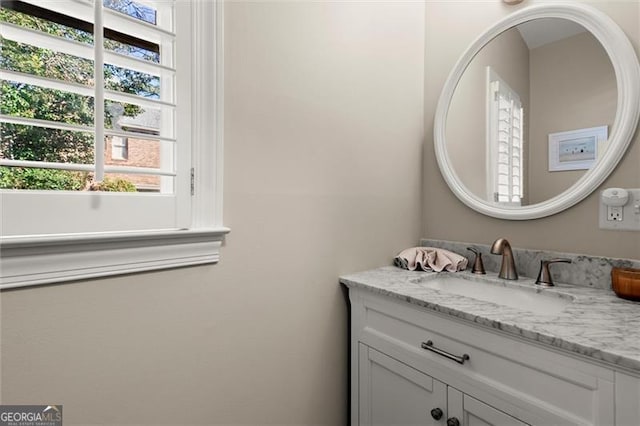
[{"xmin": 548, "ymin": 125, "xmax": 608, "ymax": 172}]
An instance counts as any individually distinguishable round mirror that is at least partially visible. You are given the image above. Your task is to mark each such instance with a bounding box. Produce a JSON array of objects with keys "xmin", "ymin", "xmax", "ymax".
[{"xmin": 434, "ymin": 3, "xmax": 640, "ymax": 220}]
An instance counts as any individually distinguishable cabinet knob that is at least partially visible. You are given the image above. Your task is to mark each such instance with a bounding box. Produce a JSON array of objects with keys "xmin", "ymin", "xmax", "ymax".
[
  {"xmin": 430, "ymin": 408, "xmax": 443, "ymax": 420},
  {"xmin": 446, "ymin": 417, "xmax": 460, "ymax": 426}
]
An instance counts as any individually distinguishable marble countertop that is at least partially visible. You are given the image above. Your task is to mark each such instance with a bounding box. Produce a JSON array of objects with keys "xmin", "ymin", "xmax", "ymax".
[{"xmin": 340, "ymin": 266, "xmax": 640, "ymax": 372}]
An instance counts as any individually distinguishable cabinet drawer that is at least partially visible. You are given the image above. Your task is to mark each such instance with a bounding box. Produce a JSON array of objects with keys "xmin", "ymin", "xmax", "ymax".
[{"xmin": 351, "ymin": 289, "xmax": 614, "ymax": 426}]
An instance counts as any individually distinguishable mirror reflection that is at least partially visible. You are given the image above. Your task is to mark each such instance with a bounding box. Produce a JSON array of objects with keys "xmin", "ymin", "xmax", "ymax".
[{"xmin": 446, "ymin": 18, "xmax": 617, "ymax": 206}]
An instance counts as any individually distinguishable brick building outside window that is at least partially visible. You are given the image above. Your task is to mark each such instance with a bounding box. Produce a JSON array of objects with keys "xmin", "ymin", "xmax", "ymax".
[{"xmin": 105, "ymin": 109, "xmax": 161, "ymax": 192}]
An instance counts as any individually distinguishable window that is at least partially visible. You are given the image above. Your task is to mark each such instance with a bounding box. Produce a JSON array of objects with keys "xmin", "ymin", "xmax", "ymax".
[
  {"xmin": 110, "ymin": 136, "xmax": 128, "ymax": 160},
  {"xmin": 0, "ymin": 1, "xmax": 227, "ymax": 288},
  {"xmin": 486, "ymin": 67, "xmax": 523, "ymax": 206}
]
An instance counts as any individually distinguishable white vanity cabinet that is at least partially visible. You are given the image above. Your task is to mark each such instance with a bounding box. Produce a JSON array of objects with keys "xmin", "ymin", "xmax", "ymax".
[
  {"xmin": 359, "ymin": 344, "xmax": 446, "ymax": 425},
  {"xmin": 349, "ymin": 288, "xmax": 633, "ymax": 426},
  {"xmin": 447, "ymin": 386, "xmax": 527, "ymax": 426},
  {"xmin": 359, "ymin": 344, "xmax": 526, "ymax": 426},
  {"xmin": 616, "ymin": 371, "xmax": 640, "ymax": 425}
]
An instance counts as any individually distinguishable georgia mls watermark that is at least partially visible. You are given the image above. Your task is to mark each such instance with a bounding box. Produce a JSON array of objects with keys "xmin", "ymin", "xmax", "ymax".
[{"xmin": 0, "ymin": 405, "xmax": 62, "ymax": 426}]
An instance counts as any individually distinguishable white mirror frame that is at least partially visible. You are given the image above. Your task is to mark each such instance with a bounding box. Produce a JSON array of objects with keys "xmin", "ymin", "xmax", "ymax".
[{"xmin": 434, "ymin": 3, "xmax": 640, "ymax": 220}]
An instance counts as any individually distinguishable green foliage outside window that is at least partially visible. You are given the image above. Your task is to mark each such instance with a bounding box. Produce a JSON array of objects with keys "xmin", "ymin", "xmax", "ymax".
[
  {"xmin": 0, "ymin": 3, "xmax": 160, "ymax": 191},
  {"xmin": 0, "ymin": 167, "xmax": 88, "ymax": 190},
  {"xmin": 89, "ymin": 177, "xmax": 137, "ymax": 192}
]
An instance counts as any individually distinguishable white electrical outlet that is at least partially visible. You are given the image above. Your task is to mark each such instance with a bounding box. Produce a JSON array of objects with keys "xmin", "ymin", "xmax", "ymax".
[
  {"xmin": 599, "ymin": 188, "xmax": 640, "ymax": 230},
  {"xmin": 607, "ymin": 206, "xmax": 623, "ymax": 221}
]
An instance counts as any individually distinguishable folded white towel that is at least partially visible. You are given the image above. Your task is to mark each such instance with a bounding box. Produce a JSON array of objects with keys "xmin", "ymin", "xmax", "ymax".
[{"xmin": 394, "ymin": 247, "xmax": 468, "ymax": 272}]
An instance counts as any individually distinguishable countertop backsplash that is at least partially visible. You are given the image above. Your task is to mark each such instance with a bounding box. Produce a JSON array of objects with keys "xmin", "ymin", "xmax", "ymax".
[{"xmin": 420, "ymin": 238, "xmax": 640, "ymax": 290}]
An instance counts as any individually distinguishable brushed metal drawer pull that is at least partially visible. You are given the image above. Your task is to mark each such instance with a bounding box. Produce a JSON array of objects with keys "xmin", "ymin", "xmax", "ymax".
[{"xmin": 421, "ymin": 340, "xmax": 470, "ymax": 365}]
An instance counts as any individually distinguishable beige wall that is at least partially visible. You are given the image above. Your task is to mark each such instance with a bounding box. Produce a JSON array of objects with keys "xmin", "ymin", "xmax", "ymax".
[
  {"xmin": 424, "ymin": 0, "xmax": 640, "ymax": 259},
  {"xmin": 447, "ymin": 26, "xmax": 529, "ymax": 200},
  {"xmin": 528, "ymin": 31, "xmax": 617, "ymax": 204},
  {"xmin": 0, "ymin": 2, "xmax": 425, "ymax": 424}
]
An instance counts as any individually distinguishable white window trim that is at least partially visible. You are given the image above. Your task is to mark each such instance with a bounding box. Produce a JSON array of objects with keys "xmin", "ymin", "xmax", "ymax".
[{"xmin": 0, "ymin": 1, "xmax": 228, "ymax": 290}]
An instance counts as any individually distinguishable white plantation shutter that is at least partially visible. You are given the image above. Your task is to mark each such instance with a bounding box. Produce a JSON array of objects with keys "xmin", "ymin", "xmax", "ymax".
[
  {"xmin": 1, "ymin": 1, "xmax": 228, "ymax": 288},
  {"xmin": 1, "ymin": 0, "xmax": 178, "ymax": 176},
  {"xmin": 0, "ymin": 0, "xmax": 192, "ymax": 235},
  {"xmin": 487, "ymin": 67, "xmax": 523, "ymax": 206}
]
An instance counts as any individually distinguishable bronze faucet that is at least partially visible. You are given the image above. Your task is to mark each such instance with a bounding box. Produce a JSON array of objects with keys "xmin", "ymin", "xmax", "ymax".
[
  {"xmin": 466, "ymin": 247, "xmax": 486, "ymax": 274},
  {"xmin": 535, "ymin": 258, "xmax": 572, "ymax": 287},
  {"xmin": 490, "ymin": 238, "xmax": 518, "ymax": 280}
]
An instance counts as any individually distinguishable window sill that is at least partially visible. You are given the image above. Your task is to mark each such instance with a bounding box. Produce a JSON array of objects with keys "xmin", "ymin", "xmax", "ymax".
[{"xmin": 0, "ymin": 227, "xmax": 230, "ymax": 289}]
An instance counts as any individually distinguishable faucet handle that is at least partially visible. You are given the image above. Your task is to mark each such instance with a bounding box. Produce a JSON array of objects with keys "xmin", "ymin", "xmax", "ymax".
[
  {"xmin": 466, "ymin": 247, "xmax": 486, "ymax": 274},
  {"xmin": 536, "ymin": 258, "xmax": 572, "ymax": 287}
]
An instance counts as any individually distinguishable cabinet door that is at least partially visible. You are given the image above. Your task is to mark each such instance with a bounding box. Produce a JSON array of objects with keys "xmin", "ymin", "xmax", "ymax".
[
  {"xmin": 359, "ymin": 343, "xmax": 447, "ymax": 426},
  {"xmin": 447, "ymin": 387, "xmax": 529, "ymax": 426},
  {"xmin": 615, "ymin": 371, "xmax": 640, "ymax": 426}
]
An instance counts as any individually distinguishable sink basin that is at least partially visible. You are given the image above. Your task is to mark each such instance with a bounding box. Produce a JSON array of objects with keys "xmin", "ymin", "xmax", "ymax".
[{"xmin": 418, "ymin": 275, "xmax": 572, "ymax": 316}]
